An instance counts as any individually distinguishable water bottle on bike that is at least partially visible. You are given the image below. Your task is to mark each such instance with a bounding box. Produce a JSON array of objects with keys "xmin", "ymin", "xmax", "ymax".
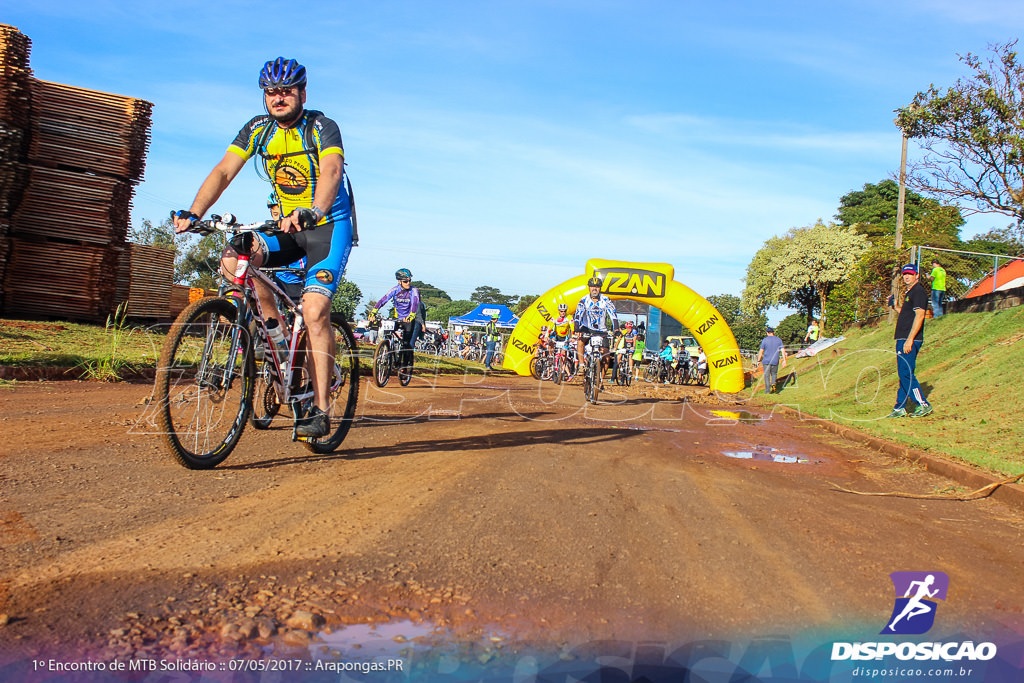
[{"xmin": 265, "ymin": 318, "xmax": 290, "ymax": 372}]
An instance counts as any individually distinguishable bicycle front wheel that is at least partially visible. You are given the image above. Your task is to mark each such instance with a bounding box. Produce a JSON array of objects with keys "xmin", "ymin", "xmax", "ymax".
[
  {"xmin": 298, "ymin": 313, "xmax": 361, "ymax": 454},
  {"xmin": 155, "ymin": 297, "xmax": 255, "ymax": 469},
  {"xmin": 583, "ymin": 355, "xmax": 599, "ymax": 403},
  {"xmin": 373, "ymin": 339, "xmax": 392, "ymax": 387},
  {"xmin": 580, "ymin": 357, "xmax": 591, "ymax": 400}
]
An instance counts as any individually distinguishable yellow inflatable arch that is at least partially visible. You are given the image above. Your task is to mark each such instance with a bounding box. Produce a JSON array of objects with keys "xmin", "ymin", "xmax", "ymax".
[{"xmin": 503, "ymin": 259, "xmax": 745, "ymax": 394}]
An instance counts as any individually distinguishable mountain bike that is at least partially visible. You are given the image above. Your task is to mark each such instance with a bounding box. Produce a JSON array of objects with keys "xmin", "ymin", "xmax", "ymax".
[
  {"xmin": 614, "ymin": 346, "xmax": 633, "ymax": 387},
  {"xmin": 530, "ymin": 341, "xmax": 554, "ymax": 381},
  {"xmin": 154, "ymin": 213, "xmax": 360, "ymax": 469},
  {"xmin": 372, "ymin": 318, "xmax": 412, "ymax": 387},
  {"xmin": 643, "ymin": 356, "xmax": 667, "ymax": 383},
  {"xmin": 694, "ymin": 363, "xmax": 709, "ymax": 386},
  {"xmin": 550, "ymin": 340, "xmax": 577, "ymax": 385}
]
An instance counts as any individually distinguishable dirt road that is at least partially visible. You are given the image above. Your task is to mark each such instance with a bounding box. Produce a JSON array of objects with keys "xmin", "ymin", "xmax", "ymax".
[{"xmin": 1, "ymin": 371, "xmax": 1023, "ymax": 668}]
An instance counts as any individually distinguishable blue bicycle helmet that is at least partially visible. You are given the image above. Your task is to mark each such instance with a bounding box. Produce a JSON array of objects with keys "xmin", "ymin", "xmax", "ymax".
[
  {"xmin": 266, "ymin": 192, "xmax": 278, "ymax": 207},
  {"xmin": 259, "ymin": 57, "xmax": 307, "ymax": 90},
  {"xmin": 395, "ymin": 268, "xmax": 412, "ymax": 280}
]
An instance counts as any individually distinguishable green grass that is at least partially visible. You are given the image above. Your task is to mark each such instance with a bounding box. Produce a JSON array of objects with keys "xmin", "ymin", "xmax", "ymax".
[
  {"xmin": 0, "ymin": 319, "xmax": 504, "ymax": 378},
  {"xmin": 0, "ymin": 317, "xmax": 164, "ymax": 371},
  {"xmin": 752, "ymin": 306, "xmax": 1024, "ymax": 476}
]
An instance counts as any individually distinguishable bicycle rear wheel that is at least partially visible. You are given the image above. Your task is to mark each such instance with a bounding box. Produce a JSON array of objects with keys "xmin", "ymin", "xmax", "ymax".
[
  {"xmin": 398, "ymin": 347, "xmax": 413, "ymax": 386},
  {"xmin": 293, "ymin": 313, "xmax": 361, "ymax": 454},
  {"xmin": 155, "ymin": 297, "xmax": 254, "ymax": 469}
]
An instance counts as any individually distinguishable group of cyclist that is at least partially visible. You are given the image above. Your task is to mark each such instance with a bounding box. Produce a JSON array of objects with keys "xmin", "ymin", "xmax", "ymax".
[
  {"xmin": 653, "ymin": 339, "xmax": 707, "ymax": 385},
  {"xmin": 528, "ymin": 275, "xmax": 710, "ymax": 390},
  {"xmin": 530, "ymin": 276, "xmax": 632, "ymax": 390}
]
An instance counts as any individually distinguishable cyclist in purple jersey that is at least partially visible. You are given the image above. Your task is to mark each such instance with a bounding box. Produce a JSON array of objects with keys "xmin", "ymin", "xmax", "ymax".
[{"xmin": 372, "ymin": 268, "xmax": 423, "ymax": 370}]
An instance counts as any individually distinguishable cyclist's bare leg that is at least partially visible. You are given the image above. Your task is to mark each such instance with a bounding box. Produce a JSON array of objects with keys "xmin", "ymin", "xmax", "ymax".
[
  {"xmin": 220, "ymin": 247, "xmax": 286, "ymax": 331},
  {"xmin": 302, "ymin": 291, "xmax": 334, "ymax": 412}
]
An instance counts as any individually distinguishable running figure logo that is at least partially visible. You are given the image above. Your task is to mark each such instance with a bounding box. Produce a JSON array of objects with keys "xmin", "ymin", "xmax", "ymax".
[{"xmin": 881, "ymin": 571, "xmax": 949, "ymax": 635}]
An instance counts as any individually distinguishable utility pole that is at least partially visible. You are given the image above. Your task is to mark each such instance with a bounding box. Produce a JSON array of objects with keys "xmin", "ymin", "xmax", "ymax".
[
  {"xmin": 890, "ymin": 127, "xmax": 909, "ymax": 323},
  {"xmin": 895, "ymin": 131, "xmax": 907, "ymax": 252}
]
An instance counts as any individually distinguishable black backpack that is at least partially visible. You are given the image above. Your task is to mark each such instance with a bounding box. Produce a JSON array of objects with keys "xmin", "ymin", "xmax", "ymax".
[{"xmin": 255, "ymin": 109, "xmax": 359, "ymax": 246}]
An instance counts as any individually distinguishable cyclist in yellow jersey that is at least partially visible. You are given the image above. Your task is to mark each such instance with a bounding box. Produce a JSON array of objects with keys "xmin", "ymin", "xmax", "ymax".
[
  {"xmin": 547, "ymin": 303, "xmax": 576, "ymax": 375},
  {"xmin": 552, "ymin": 304, "xmax": 574, "ymax": 339},
  {"xmin": 619, "ymin": 321, "xmax": 637, "ymax": 379},
  {"xmin": 172, "ymin": 57, "xmax": 351, "ymax": 438}
]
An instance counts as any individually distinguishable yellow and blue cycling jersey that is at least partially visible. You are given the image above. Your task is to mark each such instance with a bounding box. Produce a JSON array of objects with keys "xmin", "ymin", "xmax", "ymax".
[{"xmin": 228, "ymin": 111, "xmax": 351, "ymax": 224}]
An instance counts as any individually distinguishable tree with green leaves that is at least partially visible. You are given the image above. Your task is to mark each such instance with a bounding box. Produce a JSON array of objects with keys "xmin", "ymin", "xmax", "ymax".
[
  {"xmin": 470, "ymin": 285, "xmax": 515, "ymax": 307},
  {"xmin": 175, "ymin": 232, "xmax": 223, "ymax": 289},
  {"xmin": 330, "ymin": 276, "xmax": 362, "ymax": 320},
  {"xmin": 426, "ymin": 299, "xmax": 475, "ymax": 323},
  {"xmin": 965, "ymin": 226, "xmax": 1024, "ymax": 256},
  {"xmin": 131, "ymin": 217, "xmax": 176, "ymax": 250},
  {"xmin": 742, "ymin": 221, "xmax": 870, "ymax": 325},
  {"xmin": 513, "ymin": 294, "xmax": 539, "ymax": 315},
  {"xmin": 774, "ymin": 313, "xmax": 807, "ymax": 346},
  {"xmin": 837, "ymin": 179, "xmax": 964, "ymax": 244},
  {"xmin": 706, "ymin": 293, "xmax": 767, "ymax": 350},
  {"xmin": 413, "ymin": 281, "xmax": 452, "ymax": 310},
  {"xmin": 896, "ymin": 41, "xmax": 1024, "ymax": 225}
]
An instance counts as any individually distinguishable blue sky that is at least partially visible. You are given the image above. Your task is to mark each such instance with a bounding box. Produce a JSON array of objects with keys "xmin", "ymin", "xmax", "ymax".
[{"xmin": 6, "ymin": 1, "xmax": 1024, "ymax": 312}]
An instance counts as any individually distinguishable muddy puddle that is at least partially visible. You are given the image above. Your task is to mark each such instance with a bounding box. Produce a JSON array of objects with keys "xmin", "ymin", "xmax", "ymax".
[
  {"xmin": 312, "ymin": 620, "xmax": 439, "ymax": 659},
  {"xmin": 720, "ymin": 444, "xmax": 817, "ymax": 464},
  {"xmin": 707, "ymin": 410, "xmax": 765, "ymax": 424},
  {"xmin": 302, "ymin": 619, "xmax": 511, "ymax": 664}
]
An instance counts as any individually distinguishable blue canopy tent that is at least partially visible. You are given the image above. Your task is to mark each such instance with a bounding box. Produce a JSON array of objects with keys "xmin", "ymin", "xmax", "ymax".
[{"xmin": 449, "ymin": 303, "xmax": 519, "ymax": 329}]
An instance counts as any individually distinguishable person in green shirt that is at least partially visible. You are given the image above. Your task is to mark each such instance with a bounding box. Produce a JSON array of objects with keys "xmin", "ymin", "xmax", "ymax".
[
  {"xmin": 484, "ymin": 313, "xmax": 500, "ymax": 371},
  {"xmin": 803, "ymin": 318, "xmax": 820, "ymax": 344},
  {"xmin": 929, "ymin": 259, "xmax": 946, "ymax": 318},
  {"xmin": 631, "ymin": 332, "xmax": 646, "ymax": 381}
]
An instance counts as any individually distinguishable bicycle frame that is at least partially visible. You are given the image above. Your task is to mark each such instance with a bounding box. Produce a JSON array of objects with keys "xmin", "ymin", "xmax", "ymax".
[{"xmin": 204, "ymin": 219, "xmax": 324, "ymax": 414}]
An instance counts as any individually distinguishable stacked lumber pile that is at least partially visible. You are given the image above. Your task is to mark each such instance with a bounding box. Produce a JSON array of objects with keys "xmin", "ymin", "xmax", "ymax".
[
  {"xmin": 0, "ymin": 24, "xmax": 31, "ymax": 304},
  {"xmin": 0, "ymin": 23, "xmax": 158, "ymax": 321},
  {"xmin": 123, "ymin": 243, "xmax": 174, "ymax": 318}
]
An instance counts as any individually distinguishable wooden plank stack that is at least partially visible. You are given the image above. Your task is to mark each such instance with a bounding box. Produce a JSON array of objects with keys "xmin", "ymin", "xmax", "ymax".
[
  {"xmin": 0, "ymin": 24, "xmax": 32, "ymax": 304},
  {"xmin": 1, "ymin": 23, "xmax": 158, "ymax": 321},
  {"xmin": 123, "ymin": 243, "xmax": 174, "ymax": 318}
]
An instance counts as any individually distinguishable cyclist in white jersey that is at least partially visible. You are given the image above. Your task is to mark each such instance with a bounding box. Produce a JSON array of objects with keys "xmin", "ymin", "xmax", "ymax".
[{"xmin": 573, "ymin": 276, "xmax": 619, "ymax": 384}]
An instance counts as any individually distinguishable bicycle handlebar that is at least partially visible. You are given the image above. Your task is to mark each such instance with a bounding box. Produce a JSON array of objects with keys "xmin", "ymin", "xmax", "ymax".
[{"xmin": 171, "ymin": 212, "xmax": 316, "ymax": 237}]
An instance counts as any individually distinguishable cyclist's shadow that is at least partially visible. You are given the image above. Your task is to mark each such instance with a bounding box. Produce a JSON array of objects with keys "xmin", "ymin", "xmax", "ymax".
[{"xmin": 222, "ymin": 425, "xmax": 642, "ymax": 470}]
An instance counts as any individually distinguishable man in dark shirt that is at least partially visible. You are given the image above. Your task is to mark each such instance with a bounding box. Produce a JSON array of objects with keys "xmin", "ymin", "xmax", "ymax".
[
  {"xmin": 889, "ymin": 263, "xmax": 934, "ymax": 418},
  {"xmin": 756, "ymin": 327, "xmax": 787, "ymax": 394}
]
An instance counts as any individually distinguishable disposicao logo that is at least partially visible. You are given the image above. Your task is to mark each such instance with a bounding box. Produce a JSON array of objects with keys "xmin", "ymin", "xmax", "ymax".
[
  {"xmin": 831, "ymin": 571, "xmax": 998, "ymax": 663},
  {"xmin": 881, "ymin": 571, "xmax": 949, "ymax": 635}
]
